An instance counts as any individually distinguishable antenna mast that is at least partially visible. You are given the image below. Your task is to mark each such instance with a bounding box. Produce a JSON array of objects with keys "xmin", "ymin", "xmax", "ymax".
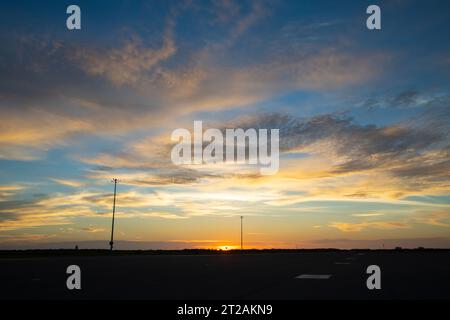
[{"xmin": 109, "ymin": 178, "xmax": 118, "ymax": 251}]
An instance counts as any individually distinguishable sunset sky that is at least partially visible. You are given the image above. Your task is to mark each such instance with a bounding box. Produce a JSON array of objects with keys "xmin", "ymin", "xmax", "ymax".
[{"xmin": 0, "ymin": 0, "xmax": 449, "ymax": 249}]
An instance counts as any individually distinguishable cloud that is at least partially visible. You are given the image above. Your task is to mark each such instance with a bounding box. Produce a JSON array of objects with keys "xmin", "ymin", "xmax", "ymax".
[
  {"xmin": 225, "ymin": 108, "xmax": 449, "ymax": 197},
  {"xmin": 413, "ymin": 211, "xmax": 450, "ymax": 228},
  {"xmin": 72, "ymin": 27, "xmax": 176, "ymax": 86},
  {"xmin": 0, "ymin": 185, "xmax": 25, "ymax": 191},
  {"xmin": 329, "ymin": 221, "xmax": 411, "ymax": 232},
  {"xmin": 128, "ymin": 211, "xmax": 188, "ymax": 220},
  {"xmin": 359, "ymin": 90, "xmax": 450, "ymax": 111},
  {"xmin": 330, "ymin": 210, "xmax": 450, "ymax": 232},
  {"xmin": 221, "ymin": 1, "xmax": 268, "ymax": 47},
  {"xmin": 0, "ymin": 187, "xmax": 125, "ymax": 232},
  {"xmin": 0, "ymin": 233, "xmax": 57, "ymax": 243},
  {"xmin": 0, "ymin": 189, "xmax": 175, "ymax": 231},
  {"xmin": 68, "ymin": 102, "xmax": 449, "ymax": 208},
  {"xmin": 0, "ymin": 185, "xmax": 26, "ymax": 200},
  {"xmin": 236, "ymin": 111, "xmax": 447, "ymax": 162},
  {"xmin": 51, "ymin": 178, "xmax": 85, "ymax": 188},
  {"xmin": 81, "ymin": 226, "xmax": 106, "ymax": 233},
  {"xmin": 0, "ymin": 3, "xmax": 387, "ymax": 161},
  {"xmin": 86, "ymin": 169, "xmax": 219, "ymax": 187},
  {"xmin": 352, "ymin": 213, "xmax": 385, "ymax": 217}
]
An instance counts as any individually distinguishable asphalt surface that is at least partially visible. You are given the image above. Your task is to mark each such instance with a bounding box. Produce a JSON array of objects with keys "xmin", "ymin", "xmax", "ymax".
[{"xmin": 1, "ymin": 250, "xmax": 449, "ymax": 300}]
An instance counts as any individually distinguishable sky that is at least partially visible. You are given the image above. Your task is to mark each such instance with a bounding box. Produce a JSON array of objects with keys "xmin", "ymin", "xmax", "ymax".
[{"xmin": 0, "ymin": 0, "xmax": 449, "ymax": 250}]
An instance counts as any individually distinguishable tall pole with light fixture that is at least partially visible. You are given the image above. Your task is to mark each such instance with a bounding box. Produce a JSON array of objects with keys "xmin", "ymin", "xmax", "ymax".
[{"xmin": 109, "ymin": 178, "xmax": 118, "ymax": 251}]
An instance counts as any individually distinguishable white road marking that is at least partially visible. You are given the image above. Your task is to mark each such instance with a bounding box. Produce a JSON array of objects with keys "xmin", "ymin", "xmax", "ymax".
[{"xmin": 295, "ymin": 274, "xmax": 331, "ymax": 279}]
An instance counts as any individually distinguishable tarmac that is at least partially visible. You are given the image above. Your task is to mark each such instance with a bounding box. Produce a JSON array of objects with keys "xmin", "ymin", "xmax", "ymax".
[{"xmin": 1, "ymin": 250, "xmax": 449, "ymax": 300}]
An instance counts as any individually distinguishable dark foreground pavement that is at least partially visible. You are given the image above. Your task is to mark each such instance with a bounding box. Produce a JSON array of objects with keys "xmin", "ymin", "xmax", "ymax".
[{"xmin": 1, "ymin": 250, "xmax": 449, "ymax": 300}]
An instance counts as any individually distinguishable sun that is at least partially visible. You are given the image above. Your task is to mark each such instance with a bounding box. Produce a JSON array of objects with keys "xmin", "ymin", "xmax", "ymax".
[{"xmin": 217, "ymin": 245, "xmax": 236, "ymax": 251}]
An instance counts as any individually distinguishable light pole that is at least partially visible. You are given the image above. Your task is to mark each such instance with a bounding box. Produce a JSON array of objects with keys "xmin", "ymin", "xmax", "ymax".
[{"xmin": 109, "ymin": 178, "xmax": 118, "ymax": 251}]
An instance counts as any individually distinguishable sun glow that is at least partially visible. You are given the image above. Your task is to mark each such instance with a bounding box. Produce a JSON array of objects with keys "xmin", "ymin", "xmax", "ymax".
[{"xmin": 216, "ymin": 245, "xmax": 237, "ymax": 251}]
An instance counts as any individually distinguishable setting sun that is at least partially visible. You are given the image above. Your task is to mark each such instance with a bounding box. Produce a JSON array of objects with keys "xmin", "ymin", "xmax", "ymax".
[{"xmin": 216, "ymin": 245, "xmax": 237, "ymax": 251}]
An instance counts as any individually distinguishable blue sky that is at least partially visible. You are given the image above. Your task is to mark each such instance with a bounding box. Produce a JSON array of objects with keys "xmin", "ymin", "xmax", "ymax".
[{"xmin": 0, "ymin": 0, "xmax": 449, "ymax": 249}]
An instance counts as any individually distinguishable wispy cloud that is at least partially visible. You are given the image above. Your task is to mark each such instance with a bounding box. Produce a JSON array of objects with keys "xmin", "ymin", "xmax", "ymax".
[
  {"xmin": 329, "ymin": 221, "xmax": 411, "ymax": 232},
  {"xmin": 352, "ymin": 213, "xmax": 385, "ymax": 217},
  {"xmin": 51, "ymin": 178, "xmax": 85, "ymax": 188},
  {"xmin": 81, "ymin": 226, "xmax": 106, "ymax": 233},
  {"xmin": 72, "ymin": 26, "xmax": 176, "ymax": 86}
]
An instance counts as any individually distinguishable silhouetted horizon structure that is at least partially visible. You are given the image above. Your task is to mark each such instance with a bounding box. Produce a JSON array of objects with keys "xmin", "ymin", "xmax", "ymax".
[{"xmin": 110, "ymin": 178, "xmax": 118, "ymax": 251}]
